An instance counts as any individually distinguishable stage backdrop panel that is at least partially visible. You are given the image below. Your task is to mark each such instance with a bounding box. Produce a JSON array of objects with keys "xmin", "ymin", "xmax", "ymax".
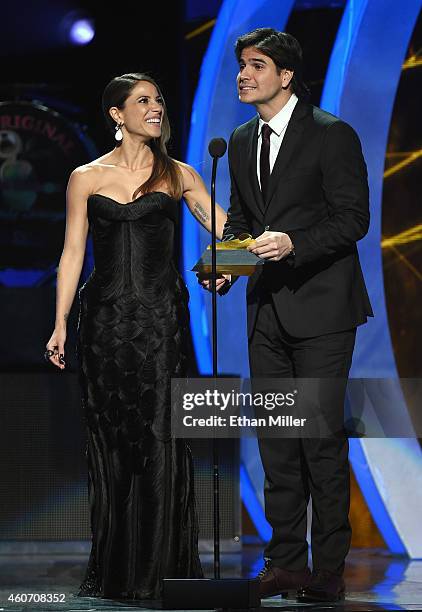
[{"xmin": 0, "ymin": 373, "xmax": 240, "ymax": 552}]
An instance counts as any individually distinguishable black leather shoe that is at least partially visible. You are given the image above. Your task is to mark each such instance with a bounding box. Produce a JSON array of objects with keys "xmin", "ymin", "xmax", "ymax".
[
  {"xmin": 257, "ymin": 560, "xmax": 311, "ymax": 598},
  {"xmin": 297, "ymin": 569, "xmax": 345, "ymax": 602}
]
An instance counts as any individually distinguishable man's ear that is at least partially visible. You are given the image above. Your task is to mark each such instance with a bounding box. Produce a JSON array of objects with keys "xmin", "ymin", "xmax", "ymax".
[{"xmin": 282, "ymin": 69, "xmax": 294, "ymax": 90}]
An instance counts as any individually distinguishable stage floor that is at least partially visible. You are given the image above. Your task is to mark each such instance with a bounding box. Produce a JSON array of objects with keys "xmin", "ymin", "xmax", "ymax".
[{"xmin": 0, "ymin": 546, "xmax": 421, "ymax": 611}]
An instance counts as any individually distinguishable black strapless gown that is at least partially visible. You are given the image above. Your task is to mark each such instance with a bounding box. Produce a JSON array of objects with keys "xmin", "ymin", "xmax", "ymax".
[{"xmin": 77, "ymin": 191, "xmax": 203, "ymax": 600}]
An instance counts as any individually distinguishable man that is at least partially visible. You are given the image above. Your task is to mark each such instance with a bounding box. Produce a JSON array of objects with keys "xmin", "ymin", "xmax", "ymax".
[{"xmin": 201, "ymin": 28, "xmax": 373, "ymax": 602}]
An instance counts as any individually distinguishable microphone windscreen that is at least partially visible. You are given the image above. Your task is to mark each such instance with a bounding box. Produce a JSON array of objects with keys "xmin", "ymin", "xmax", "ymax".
[{"xmin": 208, "ymin": 138, "xmax": 227, "ymax": 158}]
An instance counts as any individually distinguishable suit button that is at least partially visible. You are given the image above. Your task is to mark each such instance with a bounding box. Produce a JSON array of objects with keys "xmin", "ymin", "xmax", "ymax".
[{"xmin": 264, "ymin": 225, "xmax": 270, "ymax": 231}]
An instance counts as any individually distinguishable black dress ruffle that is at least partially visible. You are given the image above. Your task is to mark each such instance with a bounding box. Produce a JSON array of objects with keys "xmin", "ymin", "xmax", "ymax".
[{"xmin": 76, "ymin": 192, "xmax": 203, "ymax": 599}]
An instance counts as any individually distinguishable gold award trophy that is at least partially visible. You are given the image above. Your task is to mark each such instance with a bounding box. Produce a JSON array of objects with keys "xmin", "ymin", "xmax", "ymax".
[{"xmin": 192, "ymin": 233, "xmax": 264, "ymax": 276}]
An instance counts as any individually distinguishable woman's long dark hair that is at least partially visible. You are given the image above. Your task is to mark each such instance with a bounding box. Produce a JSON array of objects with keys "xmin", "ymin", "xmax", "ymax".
[{"xmin": 102, "ymin": 73, "xmax": 183, "ymax": 200}]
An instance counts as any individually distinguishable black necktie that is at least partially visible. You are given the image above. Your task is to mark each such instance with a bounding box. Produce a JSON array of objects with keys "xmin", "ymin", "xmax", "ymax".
[{"xmin": 260, "ymin": 123, "xmax": 272, "ymax": 203}]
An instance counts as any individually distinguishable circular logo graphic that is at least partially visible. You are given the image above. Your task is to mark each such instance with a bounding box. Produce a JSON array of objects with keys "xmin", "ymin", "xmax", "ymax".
[{"xmin": 0, "ymin": 101, "xmax": 96, "ymax": 270}]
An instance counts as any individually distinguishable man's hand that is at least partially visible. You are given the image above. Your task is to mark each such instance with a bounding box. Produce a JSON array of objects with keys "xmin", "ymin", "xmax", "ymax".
[
  {"xmin": 197, "ymin": 273, "xmax": 231, "ymax": 292},
  {"xmin": 247, "ymin": 231, "xmax": 293, "ymax": 261}
]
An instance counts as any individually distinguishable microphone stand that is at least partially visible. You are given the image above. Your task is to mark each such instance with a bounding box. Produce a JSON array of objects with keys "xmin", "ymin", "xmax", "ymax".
[
  {"xmin": 210, "ymin": 153, "xmax": 220, "ymax": 580},
  {"xmin": 162, "ymin": 140, "xmax": 260, "ymax": 610}
]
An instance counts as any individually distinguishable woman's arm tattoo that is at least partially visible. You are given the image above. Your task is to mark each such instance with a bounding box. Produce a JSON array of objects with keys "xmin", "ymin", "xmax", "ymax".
[{"xmin": 193, "ymin": 202, "xmax": 209, "ymax": 224}]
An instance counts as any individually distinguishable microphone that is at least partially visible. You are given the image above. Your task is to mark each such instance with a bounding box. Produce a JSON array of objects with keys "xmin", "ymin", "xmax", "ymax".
[{"xmin": 208, "ymin": 137, "xmax": 227, "ymax": 159}]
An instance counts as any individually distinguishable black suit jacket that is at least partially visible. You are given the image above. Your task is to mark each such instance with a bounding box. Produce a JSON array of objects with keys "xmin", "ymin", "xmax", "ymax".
[{"xmin": 223, "ymin": 100, "xmax": 373, "ymax": 339}]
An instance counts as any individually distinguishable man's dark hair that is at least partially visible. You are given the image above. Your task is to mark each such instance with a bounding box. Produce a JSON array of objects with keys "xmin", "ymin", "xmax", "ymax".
[{"xmin": 235, "ymin": 28, "xmax": 310, "ymax": 99}]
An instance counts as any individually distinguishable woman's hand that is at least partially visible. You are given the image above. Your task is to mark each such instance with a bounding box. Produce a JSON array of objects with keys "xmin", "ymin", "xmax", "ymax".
[
  {"xmin": 45, "ymin": 327, "xmax": 67, "ymax": 370},
  {"xmin": 197, "ymin": 273, "xmax": 231, "ymax": 292}
]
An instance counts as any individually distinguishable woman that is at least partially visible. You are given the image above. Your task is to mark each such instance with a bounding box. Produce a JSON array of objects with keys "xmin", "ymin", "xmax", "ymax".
[{"xmin": 45, "ymin": 73, "xmax": 227, "ymax": 599}]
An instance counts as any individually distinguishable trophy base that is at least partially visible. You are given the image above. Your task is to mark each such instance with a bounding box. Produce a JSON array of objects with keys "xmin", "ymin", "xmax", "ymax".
[
  {"xmin": 162, "ymin": 578, "xmax": 260, "ymax": 609},
  {"xmin": 193, "ymin": 264, "xmax": 262, "ymax": 276}
]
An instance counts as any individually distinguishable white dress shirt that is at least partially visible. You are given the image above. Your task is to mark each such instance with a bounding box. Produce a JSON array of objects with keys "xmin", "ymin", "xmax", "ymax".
[{"xmin": 257, "ymin": 93, "xmax": 298, "ymax": 188}]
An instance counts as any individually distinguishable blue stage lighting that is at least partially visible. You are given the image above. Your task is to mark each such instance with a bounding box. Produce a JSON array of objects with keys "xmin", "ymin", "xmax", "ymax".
[
  {"xmin": 69, "ymin": 18, "xmax": 95, "ymax": 45},
  {"xmin": 61, "ymin": 11, "xmax": 95, "ymax": 46}
]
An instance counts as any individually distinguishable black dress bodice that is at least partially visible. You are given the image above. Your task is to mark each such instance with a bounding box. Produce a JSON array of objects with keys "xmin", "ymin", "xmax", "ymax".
[{"xmin": 83, "ymin": 191, "xmax": 186, "ymax": 305}]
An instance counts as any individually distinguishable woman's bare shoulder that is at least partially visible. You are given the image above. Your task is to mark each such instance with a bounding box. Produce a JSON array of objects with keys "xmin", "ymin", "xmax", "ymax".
[
  {"xmin": 73, "ymin": 152, "xmax": 115, "ymax": 175},
  {"xmin": 173, "ymin": 159, "xmax": 202, "ymax": 190},
  {"xmin": 69, "ymin": 153, "xmax": 115, "ymax": 190},
  {"xmin": 174, "ymin": 159, "xmax": 194, "ymax": 174}
]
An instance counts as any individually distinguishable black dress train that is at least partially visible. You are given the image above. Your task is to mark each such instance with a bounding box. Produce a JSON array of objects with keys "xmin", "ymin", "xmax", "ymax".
[{"xmin": 77, "ymin": 191, "xmax": 203, "ymax": 599}]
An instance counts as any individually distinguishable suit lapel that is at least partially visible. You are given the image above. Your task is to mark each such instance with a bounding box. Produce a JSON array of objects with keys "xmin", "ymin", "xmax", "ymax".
[
  {"xmin": 247, "ymin": 118, "xmax": 265, "ymax": 215},
  {"xmin": 266, "ymin": 101, "xmax": 309, "ymax": 208}
]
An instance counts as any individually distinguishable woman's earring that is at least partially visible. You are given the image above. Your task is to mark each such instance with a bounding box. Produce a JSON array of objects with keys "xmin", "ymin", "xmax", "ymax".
[{"xmin": 114, "ymin": 122, "xmax": 123, "ymax": 142}]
